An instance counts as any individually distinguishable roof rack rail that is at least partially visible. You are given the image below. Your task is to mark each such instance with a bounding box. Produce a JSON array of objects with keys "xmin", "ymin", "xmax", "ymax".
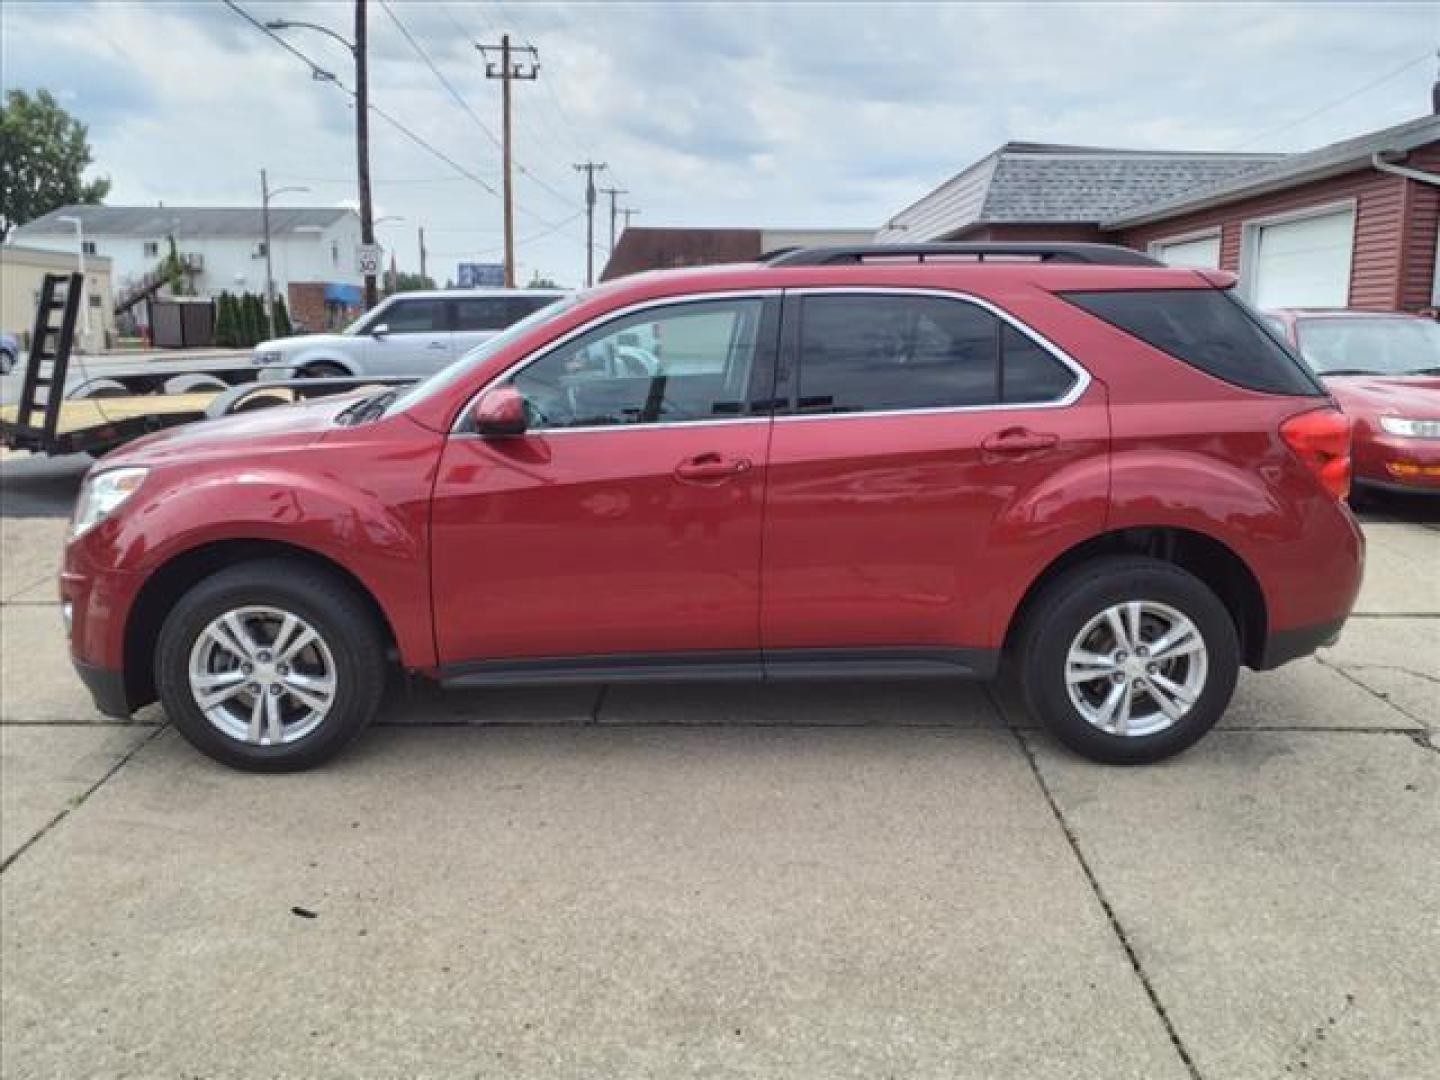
[{"xmin": 764, "ymin": 242, "xmax": 1162, "ymax": 268}]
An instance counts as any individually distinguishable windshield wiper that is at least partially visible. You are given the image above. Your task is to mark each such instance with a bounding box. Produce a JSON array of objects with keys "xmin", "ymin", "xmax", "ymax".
[{"xmin": 338, "ymin": 389, "xmax": 398, "ymax": 425}]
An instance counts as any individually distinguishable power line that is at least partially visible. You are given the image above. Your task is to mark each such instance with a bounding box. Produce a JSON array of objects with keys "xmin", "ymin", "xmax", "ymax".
[
  {"xmin": 222, "ymin": 0, "xmax": 573, "ymax": 228},
  {"xmin": 1228, "ymin": 50, "xmax": 1433, "ymax": 149}
]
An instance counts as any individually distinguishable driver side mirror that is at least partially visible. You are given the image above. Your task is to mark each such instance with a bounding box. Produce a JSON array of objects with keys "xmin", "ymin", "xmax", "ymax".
[
  {"xmin": 472, "ymin": 385, "xmax": 528, "ymax": 437},
  {"xmin": 371, "ymin": 323, "xmax": 390, "ymax": 338}
]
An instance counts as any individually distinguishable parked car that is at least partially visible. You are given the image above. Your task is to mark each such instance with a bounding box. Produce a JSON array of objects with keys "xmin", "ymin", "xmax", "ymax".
[
  {"xmin": 253, "ymin": 288, "xmax": 568, "ymax": 380},
  {"xmin": 0, "ymin": 331, "xmax": 18, "ymax": 375},
  {"xmin": 1266, "ymin": 309, "xmax": 1440, "ymax": 494},
  {"xmin": 63, "ymin": 243, "xmax": 1363, "ymax": 771}
]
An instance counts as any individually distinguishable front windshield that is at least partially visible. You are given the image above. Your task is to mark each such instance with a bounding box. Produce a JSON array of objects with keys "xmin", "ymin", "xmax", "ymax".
[
  {"xmin": 385, "ymin": 296, "xmax": 579, "ymax": 414},
  {"xmin": 1297, "ymin": 317, "xmax": 1440, "ymax": 376},
  {"xmin": 340, "ymin": 298, "xmax": 392, "ymax": 337}
]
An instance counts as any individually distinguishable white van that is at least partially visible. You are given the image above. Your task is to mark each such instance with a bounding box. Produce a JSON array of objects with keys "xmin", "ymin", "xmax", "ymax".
[{"xmin": 254, "ymin": 288, "xmax": 569, "ymax": 380}]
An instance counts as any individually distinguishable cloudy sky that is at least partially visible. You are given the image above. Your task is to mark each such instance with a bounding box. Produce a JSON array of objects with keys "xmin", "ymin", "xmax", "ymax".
[{"xmin": 2, "ymin": 0, "xmax": 1437, "ymax": 287}]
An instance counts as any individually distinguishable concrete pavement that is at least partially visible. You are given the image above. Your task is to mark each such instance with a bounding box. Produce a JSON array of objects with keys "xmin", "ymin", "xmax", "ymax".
[{"xmin": 0, "ymin": 480, "xmax": 1435, "ymax": 1078}]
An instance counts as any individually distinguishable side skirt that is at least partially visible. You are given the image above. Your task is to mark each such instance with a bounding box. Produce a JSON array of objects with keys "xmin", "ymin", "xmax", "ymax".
[{"xmin": 438, "ymin": 647, "xmax": 999, "ymax": 689}]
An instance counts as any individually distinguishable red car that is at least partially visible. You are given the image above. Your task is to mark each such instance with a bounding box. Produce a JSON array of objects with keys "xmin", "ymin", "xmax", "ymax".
[
  {"xmin": 1266, "ymin": 309, "xmax": 1440, "ymax": 494},
  {"xmin": 62, "ymin": 243, "xmax": 1364, "ymax": 771}
]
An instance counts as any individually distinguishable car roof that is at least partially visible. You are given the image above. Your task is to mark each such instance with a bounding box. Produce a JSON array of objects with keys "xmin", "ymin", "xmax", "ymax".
[
  {"xmin": 386, "ymin": 288, "xmax": 570, "ymax": 301},
  {"xmin": 1270, "ymin": 308, "xmax": 1424, "ymax": 321}
]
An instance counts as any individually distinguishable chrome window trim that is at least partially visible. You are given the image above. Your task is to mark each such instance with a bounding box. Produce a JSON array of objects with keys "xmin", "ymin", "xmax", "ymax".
[
  {"xmin": 453, "ymin": 290, "xmax": 781, "ymax": 434},
  {"xmin": 781, "ymin": 286, "xmax": 1091, "ymax": 415},
  {"xmin": 452, "ymin": 285, "xmax": 1092, "ymax": 435}
]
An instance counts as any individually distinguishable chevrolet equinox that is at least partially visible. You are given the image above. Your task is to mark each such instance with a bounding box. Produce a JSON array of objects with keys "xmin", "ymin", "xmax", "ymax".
[{"xmin": 62, "ymin": 243, "xmax": 1364, "ymax": 770}]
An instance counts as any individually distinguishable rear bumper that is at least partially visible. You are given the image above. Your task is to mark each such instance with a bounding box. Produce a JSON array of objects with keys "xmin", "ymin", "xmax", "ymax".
[
  {"xmin": 73, "ymin": 658, "xmax": 132, "ymax": 718},
  {"xmin": 1256, "ymin": 616, "xmax": 1347, "ymax": 670}
]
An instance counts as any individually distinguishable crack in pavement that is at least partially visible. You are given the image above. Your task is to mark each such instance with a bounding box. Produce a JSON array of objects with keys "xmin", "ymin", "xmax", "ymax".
[
  {"xmin": 0, "ymin": 724, "xmax": 166, "ymax": 874},
  {"xmin": 1316, "ymin": 655, "xmax": 1435, "ymax": 730},
  {"xmin": 1011, "ymin": 727, "xmax": 1204, "ymax": 1080}
]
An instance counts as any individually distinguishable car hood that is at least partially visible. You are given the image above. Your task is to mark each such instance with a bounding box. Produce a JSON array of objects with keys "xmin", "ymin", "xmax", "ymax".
[
  {"xmin": 259, "ymin": 332, "xmax": 353, "ymax": 354},
  {"xmin": 100, "ymin": 393, "xmax": 362, "ymax": 468},
  {"xmin": 1324, "ymin": 375, "xmax": 1440, "ymax": 420}
]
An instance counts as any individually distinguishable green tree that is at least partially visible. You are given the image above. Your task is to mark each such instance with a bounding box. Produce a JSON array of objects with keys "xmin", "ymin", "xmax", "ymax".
[
  {"xmin": 272, "ymin": 294, "xmax": 292, "ymax": 338},
  {"xmin": 391, "ymin": 271, "xmax": 436, "ymax": 293},
  {"xmin": 0, "ymin": 88, "xmax": 110, "ymax": 239},
  {"xmin": 214, "ymin": 292, "xmax": 238, "ymax": 348},
  {"xmin": 527, "ymin": 273, "xmax": 559, "ymax": 289},
  {"xmin": 240, "ymin": 293, "xmax": 262, "ymax": 347}
]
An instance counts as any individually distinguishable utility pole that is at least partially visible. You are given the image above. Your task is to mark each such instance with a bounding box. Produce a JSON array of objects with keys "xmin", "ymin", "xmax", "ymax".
[
  {"xmin": 480, "ymin": 35, "xmax": 539, "ymax": 288},
  {"xmin": 355, "ymin": 0, "xmax": 377, "ymax": 309},
  {"xmin": 260, "ymin": 169, "xmax": 309, "ymax": 340},
  {"xmin": 573, "ymin": 160, "xmax": 607, "ymax": 287},
  {"xmin": 418, "ymin": 226, "xmax": 427, "ymax": 284},
  {"xmin": 619, "ymin": 206, "xmax": 640, "ymax": 232},
  {"xmin": 600, "ymin": 186, "xmax": 628, "ymax": 254}
]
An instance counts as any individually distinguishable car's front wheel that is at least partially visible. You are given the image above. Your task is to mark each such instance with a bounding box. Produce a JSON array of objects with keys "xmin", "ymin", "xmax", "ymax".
[
  {"xmin": 155, "ymin": 559, "xmax": 387, "ymax": 770},
  {"xmin": 1016, "ymin": 555, "xmax": 1239, "ymax": 764}
]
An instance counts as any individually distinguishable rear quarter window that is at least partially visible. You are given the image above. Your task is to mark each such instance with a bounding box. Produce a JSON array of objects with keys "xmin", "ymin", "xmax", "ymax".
[{"xmin": 1062, "ymin": 288, "xmax": 1322, "ymax": 396}]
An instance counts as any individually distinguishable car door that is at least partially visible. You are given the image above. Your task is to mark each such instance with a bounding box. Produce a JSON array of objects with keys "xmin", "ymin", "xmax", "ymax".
[
  {"xmin": 430, "ymin": 293, "xmax": 781, "ymax": 675},
  {"xmin": 760, "ymin": 288, "xmax": 1107, "ymax": 666},
  {"xmin": 365, "ymin": 297, "xmax": 453, "ymax": 375},
  {"xmin": 450, "ymin": 296, "xmax": 514, "ymax": 359}
]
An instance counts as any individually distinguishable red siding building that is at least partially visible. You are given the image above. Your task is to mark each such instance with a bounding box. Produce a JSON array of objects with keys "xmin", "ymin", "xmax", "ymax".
[{"xmin": 883, "ymin": 116, "xmax": 1440, "ymax": 313}]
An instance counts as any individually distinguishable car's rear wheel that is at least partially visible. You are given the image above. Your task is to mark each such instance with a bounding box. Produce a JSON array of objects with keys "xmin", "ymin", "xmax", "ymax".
[
  {"xmin": 1016, "ymin": 555, "xmax": 1239, "ymax": 764},
  {"xmin": 155, "ymin": 559, "xmax": 386, "ymax": 771}
]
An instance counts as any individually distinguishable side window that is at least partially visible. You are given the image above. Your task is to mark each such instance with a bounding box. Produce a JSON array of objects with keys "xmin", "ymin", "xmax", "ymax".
[
  {"xmin": 506, "ymin": 295, "xmax": 559, "ymax": 323},
  {"xmin": 1001, "ymin": 325, "xmax": 1077, "ymax": 403},
  {"xmin": 1063, "ymin": 289, "xmax": 1322, "ymax": 396},
  {"xmin": 797, "ymin": 294, "xmax": 998, "ymax": 413},
  {"xmin": 453, "ymin": 298, "xmax": 513, "ymax": 332},
  {"xmin": 510, "ymin": 298, "xmax": 764, "ymax": 429},
  {"xmin": 383, "ymin": 299, "xmax": 448, "ymax": 333}
]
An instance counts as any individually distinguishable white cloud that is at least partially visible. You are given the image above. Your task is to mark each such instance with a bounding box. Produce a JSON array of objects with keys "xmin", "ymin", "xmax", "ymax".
[{"xmin": 2, "ymin": 0, "xmax": 1435, "ymax": 287}]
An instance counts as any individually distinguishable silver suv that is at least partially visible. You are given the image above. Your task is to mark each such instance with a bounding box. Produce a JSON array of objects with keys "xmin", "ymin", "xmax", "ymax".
[{"xmin": 255, "ymin": 288, "xmax": 568, "ymax": 380}]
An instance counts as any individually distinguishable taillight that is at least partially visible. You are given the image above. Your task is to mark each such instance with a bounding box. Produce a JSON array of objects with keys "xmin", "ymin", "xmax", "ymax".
[{"xmin": 1280, "ymin": 407, "xmax": 1351, "ymax": 500}]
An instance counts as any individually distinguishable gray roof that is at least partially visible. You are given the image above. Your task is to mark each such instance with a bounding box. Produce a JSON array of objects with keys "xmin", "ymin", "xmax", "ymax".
[
  {"xmin": 879, "ymin": 143, "xmax": 1282, "ymax": 241},
  {"xmin": 14, "ymin": 205, "xmax": 357, "ymax": 239},
  {"xmin": 1103, "ymin": 114, "xmax": 1440, "ymax": 228}
]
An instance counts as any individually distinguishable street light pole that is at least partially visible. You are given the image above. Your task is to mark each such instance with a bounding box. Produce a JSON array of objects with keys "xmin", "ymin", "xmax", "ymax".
[
  {"xmin": 56, "ymin": 214, "xmax": 89, "ymax": 348},
  {"xmin": 265, "ymin": 6, "xmax": 376, "ymax": 309},
  {"xmin": 260, "ymin": 170, "xmax": 310, "ymax": 340}
]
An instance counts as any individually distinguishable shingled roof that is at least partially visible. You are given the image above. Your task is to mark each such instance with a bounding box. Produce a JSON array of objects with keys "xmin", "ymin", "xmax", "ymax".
[
  {"xmin": 15, "ymin": 205, "xmax": 357, "ymax": 239},
  {"xmin": 878, "ymin": 143, "xmax": 1283, "ymax": 241}
]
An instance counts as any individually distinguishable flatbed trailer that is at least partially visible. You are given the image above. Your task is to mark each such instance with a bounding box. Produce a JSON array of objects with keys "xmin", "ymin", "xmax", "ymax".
[{"xmin": 2, "ymin": 273, "xmax": 411, "ymax": 457}]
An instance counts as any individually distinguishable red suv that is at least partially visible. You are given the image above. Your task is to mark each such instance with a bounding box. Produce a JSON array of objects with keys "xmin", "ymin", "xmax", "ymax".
[{"xmin": 61, "ymin": 243, "xmax": 1364, "ymax": 770}]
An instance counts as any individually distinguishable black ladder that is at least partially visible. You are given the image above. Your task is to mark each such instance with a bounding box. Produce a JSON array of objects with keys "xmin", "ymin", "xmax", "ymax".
[{"xmin": 14, "ymin": 272, "xmax": 84, "ymax": 443}]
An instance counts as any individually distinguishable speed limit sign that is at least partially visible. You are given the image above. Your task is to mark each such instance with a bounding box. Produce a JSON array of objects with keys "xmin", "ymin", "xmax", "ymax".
[{"xmin": 355, "ymin": 243, "xmax": 382, "ymax": 276}]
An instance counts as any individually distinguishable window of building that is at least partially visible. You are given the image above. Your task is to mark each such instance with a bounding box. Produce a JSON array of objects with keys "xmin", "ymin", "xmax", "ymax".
[
  {"xmin": 509, "ymin": 298, "xmax": 763, "ymax": 429},
  {"xmin": 143, "ymin": 241, "xmax": 159, "ymax": 258},
  {"xmin": 81, "ymin": 241, "xmax": 97, "ymax": 256},
  {"xmin": 796, "ymin": 294, "xmax": 999, "ymax": 413}
]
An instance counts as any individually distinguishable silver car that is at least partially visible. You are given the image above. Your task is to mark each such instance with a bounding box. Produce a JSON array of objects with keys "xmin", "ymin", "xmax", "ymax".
[{"xmin": 254, "ymin": 288, "xmax": 568, "ymax": 380}]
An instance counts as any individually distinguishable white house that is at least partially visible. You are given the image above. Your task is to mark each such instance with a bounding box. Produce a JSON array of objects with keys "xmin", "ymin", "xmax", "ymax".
[{"xmin": 12, "ymin": 205, "xmax": 363, "ymax": 325}]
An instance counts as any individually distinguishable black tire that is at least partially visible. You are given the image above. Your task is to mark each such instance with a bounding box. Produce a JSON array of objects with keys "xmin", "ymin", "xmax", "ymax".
[
  {"xmin": 1015, "ymin": 555, "xmax": 1239, "ymax": 765},
  {"xmin": 299, "ymin": 361, "xmax": 349, "ymax": 379},
  {"xmin": 155, "ymin": 559, "xmax": 387, "ymax": 771}
]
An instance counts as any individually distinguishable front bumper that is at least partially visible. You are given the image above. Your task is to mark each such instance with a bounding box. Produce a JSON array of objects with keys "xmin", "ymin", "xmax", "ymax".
[{"xmin": 1356, "ymin": 433, "xmax": 1440, "ymax": 491}]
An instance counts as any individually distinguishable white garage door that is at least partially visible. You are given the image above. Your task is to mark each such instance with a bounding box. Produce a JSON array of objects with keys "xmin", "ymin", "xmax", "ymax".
[
  {"xmin": 1249, "ymin": 207, "xmax": 1355, "ymax": 309},
  {"xmin": 1153, "ymin": 234, "xmax": 1221, "ymax": 269}
]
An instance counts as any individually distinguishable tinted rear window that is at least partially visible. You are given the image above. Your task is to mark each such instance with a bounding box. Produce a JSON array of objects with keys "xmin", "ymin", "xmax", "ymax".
[{"xmin": 1063, "ymin": 289, "xmax": 1322, "ymax": 396}]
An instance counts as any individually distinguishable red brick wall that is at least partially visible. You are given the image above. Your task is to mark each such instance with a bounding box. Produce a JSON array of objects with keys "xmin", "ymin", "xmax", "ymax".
[
  {"xmin": 1113, "ymin": 162, "xmax": 1436, "ymax": 311},
  {"xmin": 287, "ymin": 283, "xmax": 328, "ymax": 334}
]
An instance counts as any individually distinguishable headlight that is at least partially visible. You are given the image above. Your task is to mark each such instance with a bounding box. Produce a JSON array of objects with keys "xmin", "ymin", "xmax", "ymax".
[
  {"xmin": 71, "ymin": 468, "xmax": 148, "ymax": 537},
  {"xmin": 1379, "ymin": 416, "xmax": 1440, "ymax": 438},
  {"xmin": 255, "ymin": 350, "xmax": 285, "ymax": 366}
]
